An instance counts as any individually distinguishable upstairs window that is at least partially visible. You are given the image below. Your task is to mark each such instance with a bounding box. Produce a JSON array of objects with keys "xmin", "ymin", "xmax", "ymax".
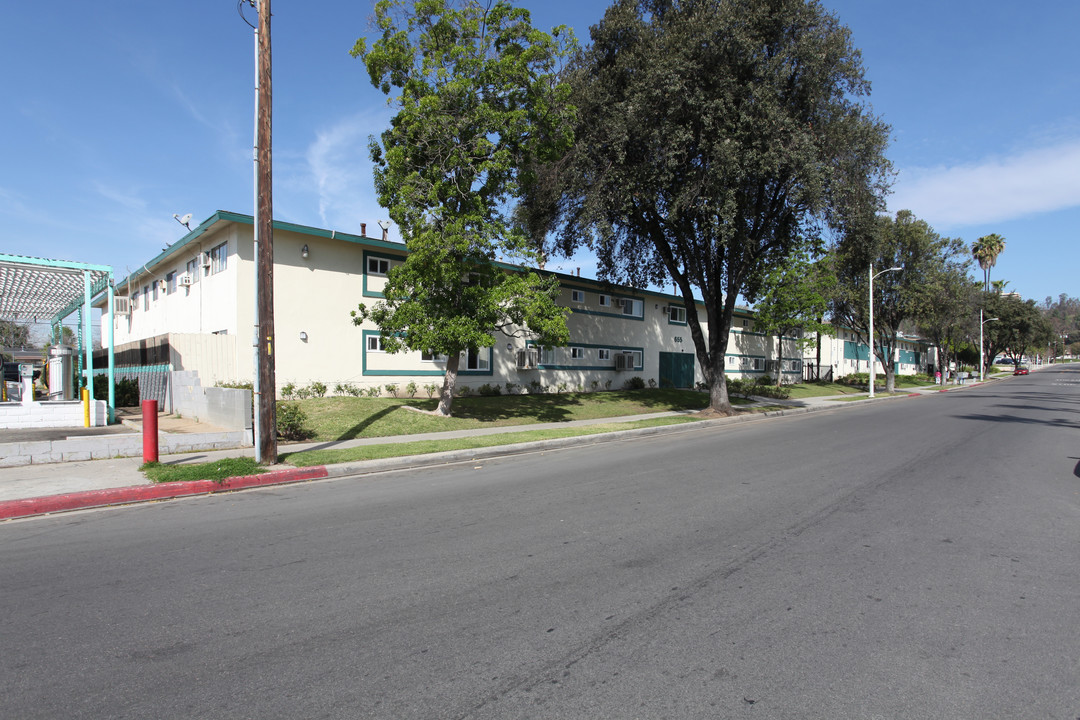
[
  {"xmin": 367, "ymin": 256, "xmax": 390, "ymax": 276},
  {"xmin": 367, "ymin": 335, "xmax": 386, "ymax": 352},
  {"xmin": 599, "ymin": 294, "xmax": 611, "ymax": 307},
  {"xmin": 165, "ymin": 271, "xmax": 176, "ymax": 295},
  {"xmin": 209, "ymin": 242, "xmax": 228, "ymax": 275},
  {"xmin": 571, "ymin": 290, "xmax": 585, "ymax": 303},
  {"xmin": 668, "ymin": 306, "xmax": 686, "ymax": 324}
]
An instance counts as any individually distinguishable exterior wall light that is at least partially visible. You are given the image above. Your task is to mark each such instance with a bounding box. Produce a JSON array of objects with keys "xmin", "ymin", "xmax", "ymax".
[
  {"xmin": 299, "ymin": 331, "xmax": 308, "ymax": 342},
  {"xmin": 301, "ymin": 244, "xmax": 309, "ymax": 259}
]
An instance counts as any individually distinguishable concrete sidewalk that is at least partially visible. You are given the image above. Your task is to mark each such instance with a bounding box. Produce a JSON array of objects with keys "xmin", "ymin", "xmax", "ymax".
[{"xmin": 0, "ymin": 378, "xmax": 1003, "ymax": 520}]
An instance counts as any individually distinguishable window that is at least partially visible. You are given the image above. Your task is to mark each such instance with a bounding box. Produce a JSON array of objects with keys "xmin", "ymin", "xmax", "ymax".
[
  {"xmin": 599, "ymin": 294, "xmax": 611, "ymax": 307},
  {"xmin": 571, "ymin": 347, "xmax": 584, "ymax": 359},
  {"xmin": 421, "ymin": 350, "xmax": 446, "ymax": 362},
  {"xmin": 367, "ymin": 256, "xmax": 390, "ymax": 276},
  {"xmin": 619, "ymin": 298, "xmax": 643, "ymax": 317},
  {"xmin": 209, "ymin": 242, "xmax": 228, "ymax": 275},
  {"xmin": 597, "ymin": 348, "xmax": 611, "ymax": 360},
  {"xmin": 538, "ymin": 346, "xmax": 558, "ymax": 365},
  {"xmin": 740, "ymin": 318, "xmax": 749, "ymax": 328},
  {"xmin": 465, "ymin": 348, "xmax": 489, "ymax": 371},
  {"xmin": 143, "ymin": 285, "xmax": 150, "ymax": 310},
  {"xmin": 152, "ymin": 281, "xmax": 159, "ymax": 301},
  {"xmin": 165, "ymin": 271, "xmax": 176, "ymax": 295},
  {"xmin": 632, "ymin": 351, "xmax": 643, "ymax": 368},
  {"xmin": 668, "ymin": 306, "xmax": 686, "ymax": 324},
  {"xmin": 571, "ymin": 290, "xmax": 585, "ymax": 303},
  {"xmin": 367, "ymin": 335, "xmax": 386, "ymax": 352},
  {"xmin": 186, "ymin": 258, "xmax": 200, "ymax": 283},
  {"xmin": 130, "ymin": 290, "xmax": 138, "ymax": 310}
]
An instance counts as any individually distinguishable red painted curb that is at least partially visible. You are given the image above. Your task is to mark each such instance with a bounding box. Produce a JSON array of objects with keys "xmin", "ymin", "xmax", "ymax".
[{"xmin": 0, "ymin": 466, "xmax": 330, "ymax": 521}]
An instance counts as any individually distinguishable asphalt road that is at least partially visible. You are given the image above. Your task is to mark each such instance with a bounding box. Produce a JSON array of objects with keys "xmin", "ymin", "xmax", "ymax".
[{"xmin": 3, "ymin": 367, "xmax": 1079, "ymax": 719}]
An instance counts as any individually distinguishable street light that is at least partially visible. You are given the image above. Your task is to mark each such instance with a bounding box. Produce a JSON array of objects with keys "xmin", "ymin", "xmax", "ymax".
[
  {"xmin": 868, "ymin": 263, "xmax": 902, "ymax": 398},
  {"xmin": 979, "ymin": 316, "xmax": 998, "ymax": 382}
]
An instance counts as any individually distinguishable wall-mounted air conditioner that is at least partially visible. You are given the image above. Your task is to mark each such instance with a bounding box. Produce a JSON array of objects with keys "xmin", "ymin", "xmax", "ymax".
[
  {"xmin": 515, "ymin": 348, "xmax": 538, "ymax": 369},
  {"xmin": 615, "ymin": 352, "xmax": 634, "ymax": 371},
  {"xmin": 179, "ymin": 274, "xmax": 193, "ymax": 286},
  {"xmin": 112, "ymin": 297, "xmax": 131, "ymax": 316}
]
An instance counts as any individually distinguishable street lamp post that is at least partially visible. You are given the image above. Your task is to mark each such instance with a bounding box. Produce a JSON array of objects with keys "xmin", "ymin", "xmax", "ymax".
[
  {"xmin": 979, "ymin": 316, "xmax": 999, "ymax": 382},
  {"xmin": 868, "ymin": 263, "xmax": 902, "ymax": 398}
]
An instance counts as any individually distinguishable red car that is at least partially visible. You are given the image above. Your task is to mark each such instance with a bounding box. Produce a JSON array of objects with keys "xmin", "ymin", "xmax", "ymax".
[{"xmin": 1013, "ymin": 366, "xmax": 1029, "ymax": 376}]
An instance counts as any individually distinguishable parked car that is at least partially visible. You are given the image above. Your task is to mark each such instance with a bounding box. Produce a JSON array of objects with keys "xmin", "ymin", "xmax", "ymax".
[{"xmin": 1013, "ymin": 366, "xmax": 1029, "ymax": 376}]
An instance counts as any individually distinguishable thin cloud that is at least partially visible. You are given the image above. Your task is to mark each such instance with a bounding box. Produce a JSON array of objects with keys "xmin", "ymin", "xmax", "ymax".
[
  {"xmin": 889, "ymin": 139, "xmax": 1080, "ymax": 228},
  {"xmin": 304, "ymin": 111, "xmax": 390, "ymax": 235}
]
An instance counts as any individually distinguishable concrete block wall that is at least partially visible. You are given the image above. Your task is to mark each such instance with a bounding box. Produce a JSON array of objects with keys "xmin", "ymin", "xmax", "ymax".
[
  {"xmin": 169, "ymin": 371, "xmax": 252, "ymax": 432},
  {"xmin": 0, "ymin": 428, "xmax": 252, "ymax": 467},
  {"xmin": 0, "ymin": 400, "xmax": 108, "ymax": 429}
]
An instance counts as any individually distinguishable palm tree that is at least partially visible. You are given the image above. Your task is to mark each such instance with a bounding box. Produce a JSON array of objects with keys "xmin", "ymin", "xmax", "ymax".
[
  {"xmin": 971, "ymin": 233, "xmax": 1006, "ymax": 291},
  {"xmin": 972, "ymin": 233, "xmax": 1006, "ymax": 377}
]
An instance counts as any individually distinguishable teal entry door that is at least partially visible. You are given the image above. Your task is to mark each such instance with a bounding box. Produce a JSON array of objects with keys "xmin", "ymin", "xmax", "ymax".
[{"xmin": 658, "ymin": 352, "xmax": 695, "ymax": 388}]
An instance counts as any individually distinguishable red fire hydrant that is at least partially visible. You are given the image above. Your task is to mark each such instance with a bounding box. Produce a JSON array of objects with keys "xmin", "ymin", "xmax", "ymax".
[{"xmin": 142, "ymin": 399, "xmax": 159, "ymax": 463}]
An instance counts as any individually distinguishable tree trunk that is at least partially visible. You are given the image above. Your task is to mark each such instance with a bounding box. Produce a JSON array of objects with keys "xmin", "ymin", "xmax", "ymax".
[
  {"xmin": 775, "ymin": 335, "xmax": 783, "ymax": 387},
  {"xmin": 436, "ymin": 354, "xmax": 460, "ymax": 416},
  {"xmin": 709, "ymin": 367, "xmax": 734, "ymax": 415}
]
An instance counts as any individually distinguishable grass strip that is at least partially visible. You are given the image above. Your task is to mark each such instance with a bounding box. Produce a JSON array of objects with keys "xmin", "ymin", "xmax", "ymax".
[
  {"xmin": 141, "ymin": 457, "xmax": 267, "ymax": 483},
  {"xmin": 282, "ymin": 416, "xmax": 702, "ymax": 467}
]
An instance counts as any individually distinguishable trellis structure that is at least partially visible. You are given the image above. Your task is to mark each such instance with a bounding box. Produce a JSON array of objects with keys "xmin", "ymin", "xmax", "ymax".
[{"xmin": 0, "ymin": 253, "xmax": 116, "ymax": 421}]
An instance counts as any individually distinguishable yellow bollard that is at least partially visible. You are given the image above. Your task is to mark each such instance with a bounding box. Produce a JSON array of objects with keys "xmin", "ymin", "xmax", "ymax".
[{"xmin": 82, "ymin": 387, "xmax": 90, "ymax": 427}]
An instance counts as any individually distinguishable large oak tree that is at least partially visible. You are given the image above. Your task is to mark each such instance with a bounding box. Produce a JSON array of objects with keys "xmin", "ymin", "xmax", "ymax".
[{"xmin": 523, "ymin": 0, "xmax": 891, "ymax": 414}]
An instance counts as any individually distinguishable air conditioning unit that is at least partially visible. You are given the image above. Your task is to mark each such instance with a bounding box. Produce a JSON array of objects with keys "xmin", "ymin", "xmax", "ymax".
[
  {"xmin": 112, "ymin": 296, "xmax": 131, "ymax": 316},
  {"xmin": 201, "ymin": 252, "xmax": 211, "ymax": 268},
  {"xmin": 515, "ymin": 348, "xmax": 538, "ymax": 369},
  {"xmin": 179, "ymin": 274, "xmax": 193, "ymax": 286},
  {"xmin": 615, "ymin": 352, "xmax": 634, "ymax": 371}
]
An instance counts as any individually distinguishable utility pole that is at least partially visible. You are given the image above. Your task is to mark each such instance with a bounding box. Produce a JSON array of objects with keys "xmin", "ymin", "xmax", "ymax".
[{"xmin": 256, "ymin": 0, "xmax": 277, "ymax": 463}]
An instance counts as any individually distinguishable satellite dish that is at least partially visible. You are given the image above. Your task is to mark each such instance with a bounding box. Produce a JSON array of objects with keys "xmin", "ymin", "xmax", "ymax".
[
  {"xmin": 172, "ymin": 213, "xmax": 193, "ymax": 230},
  {"xmin": 377, "ymin": 220, "xmax": 390, "ymax": 231},
  {"xmin": 180, "ymin": 213, "xmax": 192, "ymax": 225}
]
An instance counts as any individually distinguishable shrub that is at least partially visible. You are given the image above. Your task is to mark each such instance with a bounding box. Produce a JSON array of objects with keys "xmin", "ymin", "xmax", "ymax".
[
  {"xmin": 556, "ymin": 381, "xmax": 569, "ymax": 394},
  {"xmin": 309, "ymin": 381, "xmax": 327, "ymax": 398},
  {"xmin": 93, "ymin": 375, "xmax": 140, "ymax": 407},
  {"xmin": 281, "ymin": 382, "xmax": 296, "ymax": 400},
  {"xmin": 647, "ymin": 378, "xmax": 657, "ymax": 389},
  {"xmin": 385, "ymin": 383, "xmax": 399, "ymax": 397},
  {"xmin": 276, "ymin": 402, "xmax": 312, "ymax": 441},
  {"xmin": 504, "ymin": 382, "xmax": 519, "ymax": 395},
  {"xmin": 335, "ymin": 382, "xmax": 359, "ymax": 396},
  {"xmin": 528, "ymin": 379, "xmax": 544, "ymax": 394},
  {"xmin": 405, "ymin": 381, "xmax": 418, "ymax": 398},
  {"xmin": 424, "ymin": 383, "xmax": 439, "ymax": 399},
  {"xmin": 477, "ymin": 383, "xmax": 501, "ymax": 396},
  {"xmin": 457, "ymin": 384, "xmax": 472, "ymax": 396},
  {"xmin": 622, "ymin": 376, "xmax": 646, "ymax": 390},
  {"xmin": 366, "ymin": 386, "xmax": 381, "ymax": 398},
  {"xmin": 604, "ymin": 379, "xmax": 612, "ymax": 391}
]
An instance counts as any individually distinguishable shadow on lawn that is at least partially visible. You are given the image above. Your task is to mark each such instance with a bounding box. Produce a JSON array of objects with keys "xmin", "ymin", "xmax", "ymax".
[{"xmin": 451, "ymin": 389, "xmax": 707, "ymax": 422}]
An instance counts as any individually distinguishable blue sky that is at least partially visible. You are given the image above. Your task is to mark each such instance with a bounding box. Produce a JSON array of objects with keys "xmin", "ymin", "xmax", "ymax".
[{"xmin": 2, "ymin": 0, "xmax": 1078, "ymax": 324}]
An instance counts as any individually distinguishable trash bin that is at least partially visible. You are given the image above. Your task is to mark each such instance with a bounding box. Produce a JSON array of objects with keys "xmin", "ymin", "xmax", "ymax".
[{"xmin": 48, "ymin": 345, "xmax": 74, "ymax": 401}]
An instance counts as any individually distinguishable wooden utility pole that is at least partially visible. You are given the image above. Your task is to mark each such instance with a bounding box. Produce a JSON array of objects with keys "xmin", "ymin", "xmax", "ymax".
[{"xmin": 256, "ymin": 0, "xmax": 277, "ymax": 463}]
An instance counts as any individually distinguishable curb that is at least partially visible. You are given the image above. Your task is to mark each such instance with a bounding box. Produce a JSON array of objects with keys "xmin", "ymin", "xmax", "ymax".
[
  {"xmin": 0, "ymin": 388, "xmax": 954, "ymax": 521},
  {"xmin": 0, "ymin": 466, "xmax": 329, "ymax": 521}
]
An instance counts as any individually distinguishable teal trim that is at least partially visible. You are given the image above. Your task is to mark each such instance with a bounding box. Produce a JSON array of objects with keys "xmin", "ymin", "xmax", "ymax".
[
  {"xmin": 92, "ymin": 363, "xmax": 172, "ymax": 374},
  {"xmin": 527, "ymin": 340, "xmax": 644, "ymax": 371},
  {"xmin": 570, "ymin": 307, "xmax": 645, "ymax": 322},
  {"xmin": 362, "ymin": 250, "xmax": 406, "ymax": 299},
  {"xmin": 361, "ymin": 330, "xmax": 493, "ymax": 377},
  {"xmin": 844, "ymin": 340, "xmax": 870, "ymax": 362}
]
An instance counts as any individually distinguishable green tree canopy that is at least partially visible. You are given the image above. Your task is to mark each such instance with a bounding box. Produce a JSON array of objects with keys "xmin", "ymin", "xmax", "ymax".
[
  {"xmin": 523, "ymin": 0, "xmax": 891, "ymax": 414},
  {"xmin": 832, "ymin": 210, "xmax": 966, "ymax": 392},
  {"xmin": 753, "ymin": 251, "xmax": 837, "ymax": 386},
  {"xmin": 0, "ymin": 320, "xmax": 32, "ymax": 351},
  {"xmin": 353, "ymin": 0, "xmax": 576, "ymax": 415}
]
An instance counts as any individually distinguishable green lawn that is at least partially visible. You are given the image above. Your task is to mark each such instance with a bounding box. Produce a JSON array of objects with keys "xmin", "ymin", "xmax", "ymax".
[
  {"xmin": 141, "ymin": 457, "xmax": 267, "ymax": 483},
  {"xmin": 281, "ymin": 416, "xmax": 702, "ymax": 467},
  {"xmin": 290, "ymin": 388, "xmax": 714, "ymax": 442}
]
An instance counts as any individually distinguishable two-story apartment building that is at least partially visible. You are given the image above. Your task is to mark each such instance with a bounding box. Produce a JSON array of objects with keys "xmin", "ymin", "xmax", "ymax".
[{"xmin": 96, "ymin": 211, "xmax": 803, "ymax": 397}]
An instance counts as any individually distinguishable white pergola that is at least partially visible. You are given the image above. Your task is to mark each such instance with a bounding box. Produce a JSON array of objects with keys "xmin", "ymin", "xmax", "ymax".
[{"xmin": 0, "ymin": 253, "xmax": 116, "ymax": 420}]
